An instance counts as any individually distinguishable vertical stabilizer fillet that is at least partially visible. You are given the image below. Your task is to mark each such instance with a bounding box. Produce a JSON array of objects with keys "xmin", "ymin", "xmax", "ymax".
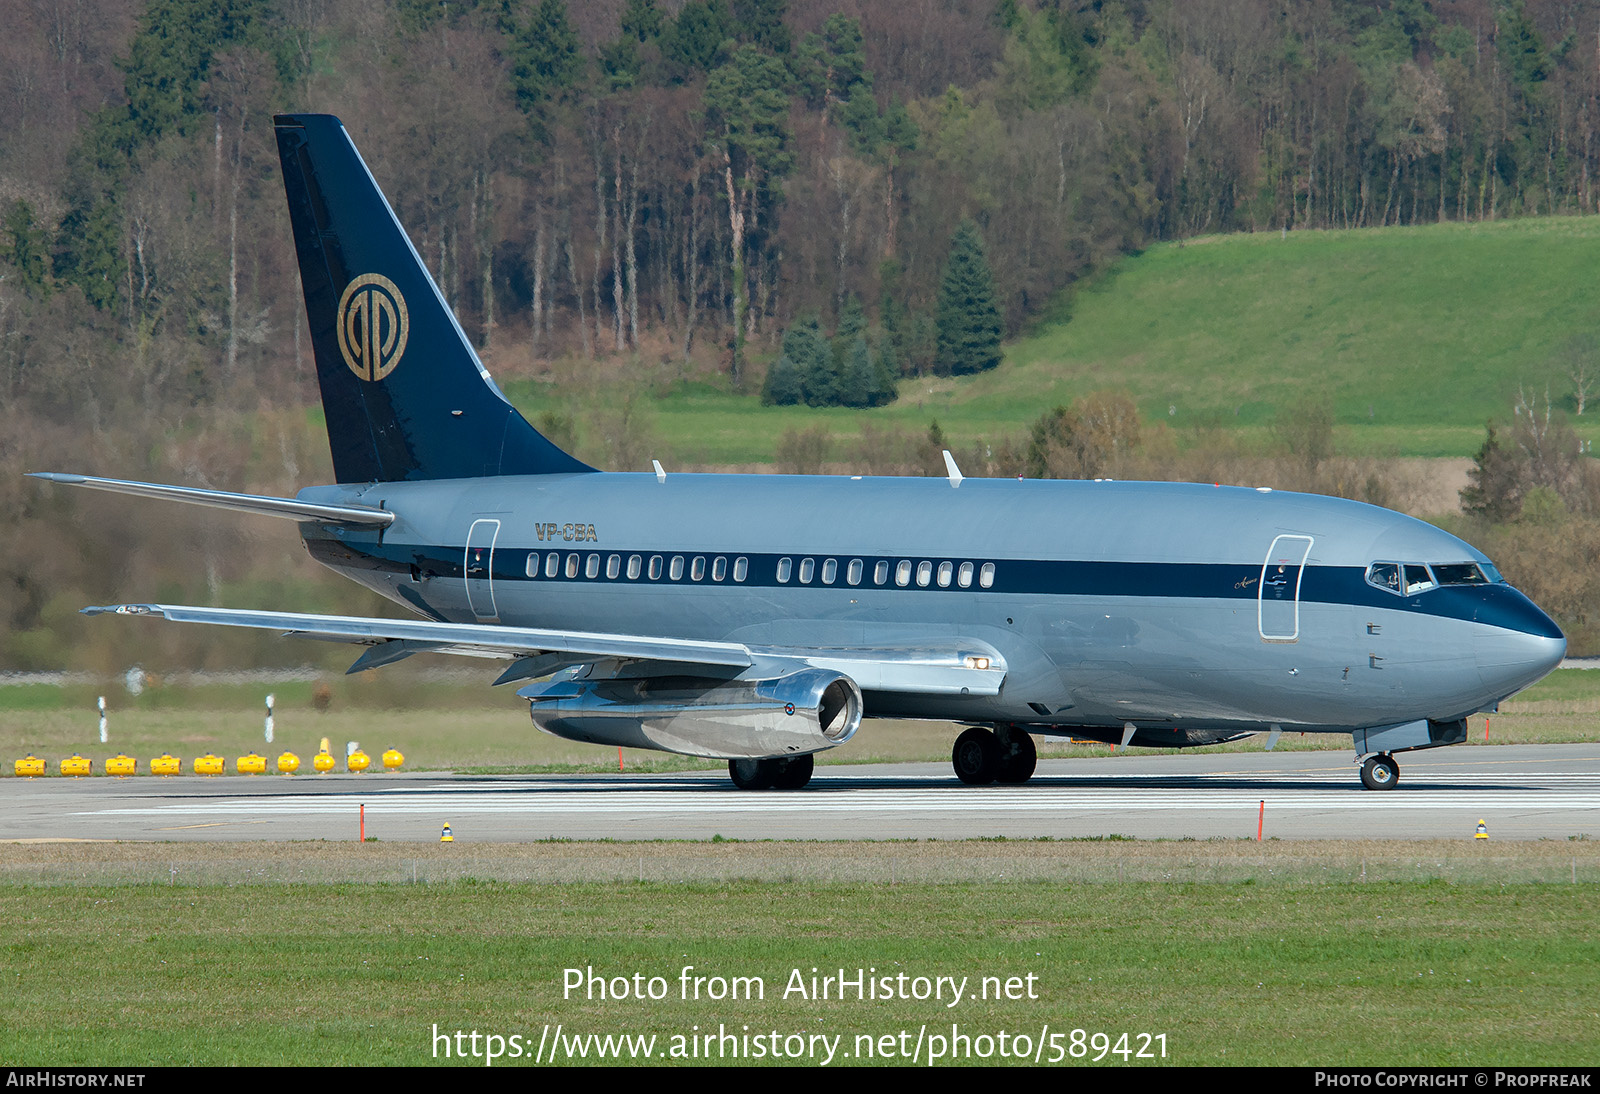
[{"xmin": 273, "ymin": 114, "xmax": 594, "ymax": 483}]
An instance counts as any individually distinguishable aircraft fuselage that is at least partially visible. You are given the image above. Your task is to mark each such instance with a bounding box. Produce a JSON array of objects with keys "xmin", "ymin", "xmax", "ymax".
[{"xmin": 298, "ymin": 472, "xmax": 1563, "ymax": 741}]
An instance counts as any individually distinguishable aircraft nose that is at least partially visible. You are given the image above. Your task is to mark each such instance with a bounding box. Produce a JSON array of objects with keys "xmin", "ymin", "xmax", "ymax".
[{"xmin": 1473, "ymin": 588, "xmax": 1566, "ymax": 697}]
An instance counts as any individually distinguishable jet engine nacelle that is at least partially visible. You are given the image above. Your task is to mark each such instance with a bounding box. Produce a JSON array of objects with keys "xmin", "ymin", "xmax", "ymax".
[{"xmin": 518, "ymin": 668, "xmax": 863, "ymax": 760}]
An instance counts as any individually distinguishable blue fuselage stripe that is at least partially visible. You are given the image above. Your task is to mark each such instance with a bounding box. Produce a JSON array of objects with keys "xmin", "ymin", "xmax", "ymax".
[{"xmin": 333, "ymin": 540, "xmax": 1561, "ymax": 638}]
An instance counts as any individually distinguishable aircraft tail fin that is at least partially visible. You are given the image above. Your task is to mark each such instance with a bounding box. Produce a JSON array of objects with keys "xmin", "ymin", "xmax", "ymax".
[{"xmin": 273, "ymin": 113, "xmax": 594, "ymax": 483}]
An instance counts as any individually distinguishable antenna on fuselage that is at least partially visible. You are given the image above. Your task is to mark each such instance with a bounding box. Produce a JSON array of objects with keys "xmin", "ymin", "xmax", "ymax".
[
  {"xmin": 653, "ymin": 459, "xmax": 666, "ymax": 484},
  {"xmin": 942, "ymin": 450, "xmax": 963, "ymax": 489}
]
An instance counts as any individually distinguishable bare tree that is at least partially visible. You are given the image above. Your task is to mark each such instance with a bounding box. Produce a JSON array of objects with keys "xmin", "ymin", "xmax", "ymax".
[{"xmin": 1559, "ymin": 334, "xmax": 1600, "ymax": 416}]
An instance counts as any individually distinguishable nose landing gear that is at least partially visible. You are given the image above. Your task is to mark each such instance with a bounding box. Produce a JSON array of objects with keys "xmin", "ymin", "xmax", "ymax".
[{"xmin": 1359, "ymin": 753, "xmax": 1399, "ymax": 790}]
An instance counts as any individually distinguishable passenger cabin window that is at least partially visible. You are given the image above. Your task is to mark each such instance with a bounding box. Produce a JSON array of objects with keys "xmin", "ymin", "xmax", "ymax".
[
  {"xmin": 874, "ymin": 561, "xmax": 890, "ymax": 585},
  {"xmin": 606, "ymin": 554, "xmax": 621, "ymax": 579},
  {"xmin": 916, "ymin": 561, "xmax": 932, "ymax": 587},
  {"xmin": 777, "ymin": 557, "xmax": 792, "ymax": 583},
  {"xmin": 648, "ymin": 555, "xmax": 663, "ymax": 580},
  {"xmin": 798, "ymin": 558, "xmax": 815, "ymax": 584},
  {"xmin": 958, "ymin": 562, "xmax": 974, "ymax": 588},
  {"xmin": 627, "ymin": 554, "xmax": 642, "ymax": 580},
  {"xmin": 565, "ymin": 553, "xmax": 580, "ymax": 578},
  {"xmin": 979, "ymin": 563, "xmax": 996, "ymax": 589},
  {"xmin": 526, "ymin": 553, "xmax": 540, "ymax": 578},
  {"xmin": 847, "ymin": 559, "xmax": 863, "ymax": 586},
  {"xmin": 545, "ymin": 553, "xmax": 560, "ymax": 578},
  {"xmin": 734, "ymin": 557, "xmax": 749, "ymax": 582},
  {"xmin": 821, "ymin": 559, "xmax": 837, "ymax": 584},
  {"xmin": 895, "ymin": 561, "xmax": 912, "ymax": 587},
  {"xmin": 691, "ymin": 556, "xmax": 706, "ymax": 581},
  {"xmin": 937, "ymin": 561, "xmax": 953, "ymax": 587},
  {"xmin": 585, "ymin": 554, "xmax": 600, "ymax": 579},
  {"xmin": 1367, "ymin": 562, "xmax": 1401, "ymax": 594},
  {"xmin": 712, "ymin": 557, "xmax": 727, "ymax": 582},
  {"xmin": 670, "ymin": 555, "xmax": 685, "ymax": 581}
]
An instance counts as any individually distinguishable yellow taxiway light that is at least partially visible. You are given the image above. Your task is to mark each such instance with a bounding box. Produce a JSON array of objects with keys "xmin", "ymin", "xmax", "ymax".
[
  {"xmin": 312, "ymin": 750, "xmax": 335, "ymax": 773},
  {"xmin": 382, "ymin": 748, "xmax": 404, "ymax": 771},
  {"xmin": 14, "ymin": 756, "xmax": 45, "ymax": 777},
  {"xmin": 194, "ymin": 754, "xmax": 224, "ymax": 775},
  {"xmin": 277, "ymin": 751, "xmax": 300, "ymax": 775},
  {"xmin": 151, "ymin": 754, "xmax": 181, "ymax": 776},
  {"xmin": 236, "ymin": 752, "xmax": 267, "ymax": 775},
  {"xmin": 60, "ymin": 755, "xmax": 91, "ymax": 777},
  {"xmin": 106, "ymin": 755, "xmax": 136, "ymax": 778},
  {"xmin": 346, "ymin": 749, "xmax": 371, "ymax": 773}
]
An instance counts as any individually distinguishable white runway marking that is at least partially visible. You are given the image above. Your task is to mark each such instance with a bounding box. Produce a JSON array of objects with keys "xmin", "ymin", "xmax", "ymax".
[{"xmin": 77, "ymin": 774, "xmax": 1600, "ymax": 816}]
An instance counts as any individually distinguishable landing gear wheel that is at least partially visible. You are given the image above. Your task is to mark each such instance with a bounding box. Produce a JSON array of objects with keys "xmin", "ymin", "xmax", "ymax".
[
  {"xmin": 1360, "ymin": 754, "xmax": 1399, "ymax": 791},
  {"xmin": 729, "ymin": 758, "xmax": 774, "ymax": 790},
  {"xmin": 995, "ymin": 728, "xmax": 1037, "ymax": 784},
  {"xmin": 952, "ymin": 727, "xmax": 1000, "ymax": 785},
  {"xmin": 771, "ymin": 754, "xmax": 814, "ymax": 790}
]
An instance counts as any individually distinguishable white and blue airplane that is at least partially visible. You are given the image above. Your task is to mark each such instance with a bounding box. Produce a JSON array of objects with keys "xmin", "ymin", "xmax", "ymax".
[{"xmin": 32, "ymin": 114, "xmax": 1566, "ymax": 791}]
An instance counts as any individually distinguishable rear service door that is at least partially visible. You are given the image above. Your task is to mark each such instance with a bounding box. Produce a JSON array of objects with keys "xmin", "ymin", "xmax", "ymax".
[{"xmin": 465, "ymin": 518, "xmax": 501, "ymax": 621}]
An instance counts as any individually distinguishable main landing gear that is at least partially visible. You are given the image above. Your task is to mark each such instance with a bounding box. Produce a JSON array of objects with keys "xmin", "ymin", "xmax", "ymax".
[
  {"xmin": 1359, "ymin": 753, "xmax": 1399, "ymax": 791},
  {"xmin": 952, "ymin": 724, "xmax": 1037, "ymax": 785},
  {"xmin": 728, "ymin": 753, "xmax": 814, "ymax": 790}
]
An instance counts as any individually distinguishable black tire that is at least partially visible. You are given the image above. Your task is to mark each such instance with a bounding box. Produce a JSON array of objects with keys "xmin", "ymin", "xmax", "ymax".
[
  {"xmin": 729, "ymin": 757, "xmax": 774, "ymax": 790},
  {"xmin": 771, "ymin": 754, "xmax": 814, "ymax": 790},
  {"xmin": 995, "ymin": 728, "xmax": 1037, "ymax": 784},
  {"xmin": 952, "ymin": 727, "xmax": 999, "ymax": 785},
  {"xmin": 1360, "ymin": 754, "xmax": 1399, "ymax": 791}
]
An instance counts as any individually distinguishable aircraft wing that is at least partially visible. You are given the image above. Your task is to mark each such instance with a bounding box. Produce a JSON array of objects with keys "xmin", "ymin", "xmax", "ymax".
[{"xmin": 80, "ymin": 604, "xmax": 1006, "ymax": 695}]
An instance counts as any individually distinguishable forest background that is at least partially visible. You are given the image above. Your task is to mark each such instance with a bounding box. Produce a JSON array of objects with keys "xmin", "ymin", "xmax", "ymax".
[{"xmin": 5, "ymin": 0, "xmax": 1600, "ymax": 672}]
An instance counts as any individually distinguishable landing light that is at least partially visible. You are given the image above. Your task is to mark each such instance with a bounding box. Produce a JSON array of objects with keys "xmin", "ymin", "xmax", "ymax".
[{"xmin": 964, "ymin": 656, "xmax": 991, "ymax": 670}]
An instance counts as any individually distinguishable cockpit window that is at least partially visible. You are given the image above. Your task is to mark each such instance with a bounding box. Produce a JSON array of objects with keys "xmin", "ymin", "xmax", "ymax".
[
  {"xmin": 1366, "ymin": 562, "xmax": 1401, "ymax": 594},
  {"xmin": 1433, "ymin": 563, "xmax": 1490, "ymax": 586},
  {"xmin": 1403, "ymin": 564, "xmax": 1435, "ymax": 594}
]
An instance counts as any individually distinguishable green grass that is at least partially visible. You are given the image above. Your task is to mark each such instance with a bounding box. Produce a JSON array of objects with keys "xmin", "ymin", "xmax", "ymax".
[
  {"xmin": 2, "ymin": 861, "xmax": 1597, "ymax": 1065},
  {"xmin": 502, "ymin": 217, "xmax": 1600, "ymax": 465}
]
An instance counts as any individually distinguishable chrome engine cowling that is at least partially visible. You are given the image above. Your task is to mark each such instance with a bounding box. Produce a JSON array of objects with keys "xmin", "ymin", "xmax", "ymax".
[{"xmin": 519, "ymin": 669, "xmax": 863, "ymax": 759}]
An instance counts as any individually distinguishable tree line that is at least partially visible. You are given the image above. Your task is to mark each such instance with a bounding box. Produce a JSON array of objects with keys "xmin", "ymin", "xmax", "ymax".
[
  {"xmin": 10, "ymin": 0, "xmax": 1600, "ymax": 666},
  {"xmin": 10, "ymin": 0, "xmax": 1600, "ymax": 426}
]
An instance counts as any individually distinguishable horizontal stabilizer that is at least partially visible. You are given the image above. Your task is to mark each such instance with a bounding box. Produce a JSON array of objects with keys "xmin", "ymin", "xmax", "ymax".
[{"xmin": 29, "ymin": 473, "xmax": 394, "ymax": 527}]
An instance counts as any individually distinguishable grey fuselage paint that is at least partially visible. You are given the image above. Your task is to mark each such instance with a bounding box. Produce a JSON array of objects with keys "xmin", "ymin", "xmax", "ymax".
[{"xmin": 297, "ymin": 472, "xmax": 1565, "ymax": 738}]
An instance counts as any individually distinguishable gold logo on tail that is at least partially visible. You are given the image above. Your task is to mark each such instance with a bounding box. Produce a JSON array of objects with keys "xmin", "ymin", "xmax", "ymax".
[{"xmin": 336, "ymin": 274, "xmax": 409, "ymax": 381}]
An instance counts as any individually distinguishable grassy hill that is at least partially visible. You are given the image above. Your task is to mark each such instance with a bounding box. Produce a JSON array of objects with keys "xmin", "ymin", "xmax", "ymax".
[{"xmin": 503, "ymin": 216, "xmax": 1600, "ymax": 466}]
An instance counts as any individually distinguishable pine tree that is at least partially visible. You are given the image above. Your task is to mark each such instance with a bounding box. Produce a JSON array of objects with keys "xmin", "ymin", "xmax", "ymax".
[
  {"xmin": 839, "ymin": 337, "xmax": 876, "ymax": 407},
  {"xmin": 663, "ymin": 0, "xmax": 731, "ymax": 74},
  {"xmin": 506, "ymin": 0, "xmax": 584, "ymax": 134},
  {"xmin": 800, "ymin": 330, "xmax": 840, "ymax": 406},
  {"xmin": 762, "ymin": 319, "xmax": 827, "ymax": 406},
  {"xmin": 4, "ymin": 202, "xmax": 52, "ymax": 298},
  {"xmin": 620, "ymin": 0, "xmax": 664, "ymax": 41},
  {"xmin": 760, "ymin": 354, "xmax": 804, "ymax": 405},
  {"xmin": 1460, "ymin": 423, "xmax": 1526, "ymax": 524},
  {"xmin": 934, "ymin": 220, "xmax": 1003, "ymax": 375}
]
